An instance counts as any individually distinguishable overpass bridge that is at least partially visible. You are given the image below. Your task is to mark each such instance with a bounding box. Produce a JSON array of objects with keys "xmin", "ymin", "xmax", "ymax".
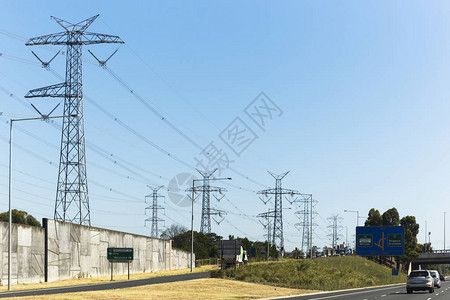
[{"xmin": 412, "ymin": 250, "xmax": 450, "ymax": 269}]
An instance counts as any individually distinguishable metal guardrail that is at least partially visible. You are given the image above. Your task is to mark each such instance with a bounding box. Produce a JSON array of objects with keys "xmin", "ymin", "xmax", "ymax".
[{"xmin": 431, "ymin": 250, "xmax": 450, "ymax": 254}]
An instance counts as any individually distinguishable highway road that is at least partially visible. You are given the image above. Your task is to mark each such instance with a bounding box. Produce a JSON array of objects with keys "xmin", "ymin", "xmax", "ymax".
[
  {"xmin": 273, "ymin": 280, "xmax": 450, "ymax": 300},
  {"xmin": 0, "ymin": 271, "xmax": 210, "ymax": 298}
]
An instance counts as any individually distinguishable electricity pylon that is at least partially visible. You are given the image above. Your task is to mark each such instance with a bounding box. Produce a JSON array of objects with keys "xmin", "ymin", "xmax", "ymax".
[
  {"xmin": 257, "ymin": 171, "xmax": 301, "ymax": 255},
  {"xmin": 327, "ymin": 214, "xmax": 343, "ymax": 249},
  {"xmin": 145, "ymin": 186, "xmax": 165, "ymax": 238},
  {"xmin": 25, "ymin": 15, "xmax": 124, "ymax": 225},
  {"xmin": 186, "ymin": 169, "xmax": 227, "ymax": 233},
  {"xmin": 294, "ymin": 194, "xmax": 317, "ymax": 255}
]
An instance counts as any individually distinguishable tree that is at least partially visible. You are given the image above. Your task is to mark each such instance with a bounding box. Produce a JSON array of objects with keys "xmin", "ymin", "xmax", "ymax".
[
  {"xmin": 0, "ymin": 209, "xmax": 41, "ymax": 227},
  {"xmin": 400, "ymin": 215, "xmax": 420, "ymax": 266},
  {"xmin": 170, "ymin": 230, "xmax": 222, "ymax": 259},
  {"xmin": 160, "ymin": 224, "xmax": 187, "ymax": 239},
  {"xmin": 288, "ymin": 247, "xmax": 304, "ymax": 259},
  {"xmin": 382, "ymin": 208, "xmax": 400, "ymax": 226},
  {"xmin": 365, "ymin": 208, "xmax": 383, "ymax": 226}
]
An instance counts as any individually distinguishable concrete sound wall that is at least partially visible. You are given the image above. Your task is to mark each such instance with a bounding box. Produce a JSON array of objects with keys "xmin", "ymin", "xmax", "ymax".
[
  {"xmin": 0, "ymin": 219, "xmax": 192, "ymax": 285},
  {"xmin": 0, "ymin": 221, "xmax": 45, "ymax": 285}
]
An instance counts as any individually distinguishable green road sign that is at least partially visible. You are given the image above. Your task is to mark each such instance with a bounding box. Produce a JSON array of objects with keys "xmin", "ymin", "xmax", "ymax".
[
  {"xmin": 357, "ymin": 234, "xmax": 373, "ymax": 247},
  {"xmin": 107, "ymin": 248, "xmax": 133, "ymax": 261},
  {"xmin": 387, "ymin": 234, "xmax": 402, "ymax": 247}
]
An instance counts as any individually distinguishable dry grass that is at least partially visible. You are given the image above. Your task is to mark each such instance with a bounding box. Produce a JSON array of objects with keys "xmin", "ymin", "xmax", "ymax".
[
  {"xmin": 4, "ymin": 278, "xmax": 315, "ymax": 300},
  {"xmin": 0, "ymin": 265, "xmax": 219, "ymax": 292}
]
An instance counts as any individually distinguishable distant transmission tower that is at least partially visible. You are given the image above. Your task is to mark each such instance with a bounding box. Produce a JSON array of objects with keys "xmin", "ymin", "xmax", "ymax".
[
  {"xmin": 257, "ymin": 171, "xmax": 301, "ymax": 255},
  {"xmin": 327, "ymin": 215, "xmax": 343, "ymax": 249},
  {"xmin": 25, "ymin": 15, "xmax": 124, "ymax": 225},
  {"xmin": 294, "ymin": 194, "xmax": 317, "ymax": 256},
  {"xmin": 257, "ymin": 209, "xmax": 275, "ymax": 261},
  {"xmin": 145, "ymin": 186, "xmax": 165, "ymax": 238},
  {"xmin": 186, "ymin": 169, "xmax": 227, "ymax": 233}
]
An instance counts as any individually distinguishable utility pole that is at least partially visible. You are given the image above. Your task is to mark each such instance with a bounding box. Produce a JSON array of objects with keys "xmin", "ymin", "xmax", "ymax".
[
  {"xmin": 257, "ymin": 171, "xmax": 302, "ymax": 255},
  {"xmin": 145, "ymin": 186, "xmax": 165, "ymax": 238},
  {"xmin": 25, "ymin": 15, "xmax": 124, "ymax": 225},
  {"xmin": 294, "ymin": 194, "xmax": 317, "ymax": 257},
  {"xmin": 191, "ymin": 169, "xmax": 227, "ymax": 234}
]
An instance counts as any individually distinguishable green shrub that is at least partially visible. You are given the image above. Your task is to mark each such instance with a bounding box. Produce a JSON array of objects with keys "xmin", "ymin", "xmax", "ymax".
[{"xmin": 211, "ymin": 256, "xmax": 406, "ymax": 291}]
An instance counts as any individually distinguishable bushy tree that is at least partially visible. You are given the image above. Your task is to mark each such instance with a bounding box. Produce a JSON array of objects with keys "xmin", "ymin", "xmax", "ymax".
[
  {"xmin": 365, "ymin": 208, "xmax": 383, "ymax": 226},
  {"xmin": 0, "ymin": 209, "xmax": 41, "ymax": 227},
  {"xmin": 382, "ymin": 208, "xmax": 400, "ymax": 226},
  {"xmin": 160, "ymin": 224, "xmax": 187, "ymax": 239},
  {"xmin": 400, "ymin": 215, "xmax": 420, "ymax": 265},
  {"xmin": 170, "ymin": 230, "xmax": 222, "ymax": 259}
]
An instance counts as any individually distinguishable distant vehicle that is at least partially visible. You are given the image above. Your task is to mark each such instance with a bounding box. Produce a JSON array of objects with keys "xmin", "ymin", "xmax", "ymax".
[
  {"xmin": 406, "ymin": 270, "xmax": 434, "ymax": 294},
  {"xmin": 217, "ymin": 240, "xmax": 247, "ymax": 269},
  {"xmin": 440, "ymin": 274, "xmax": 446, "ymax": 281},
  {"xmin": 429, "ymin": 270, "xmax": 441, "ymax": 288}
]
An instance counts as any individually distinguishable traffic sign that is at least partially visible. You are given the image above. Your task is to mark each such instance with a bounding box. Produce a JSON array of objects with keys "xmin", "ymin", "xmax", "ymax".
[
  {"xmin": 356, "ymin": 226, "xmax": 404, "ymax": 256},
  {"xmin": 107, "ymin": 248, "xmax": 134, "ymax": 261}
]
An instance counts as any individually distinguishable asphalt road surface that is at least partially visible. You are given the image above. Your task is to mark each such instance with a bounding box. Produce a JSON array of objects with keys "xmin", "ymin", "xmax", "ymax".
[
  {"xmin": 0, "ymin": 271, "xmax": 210, "ymax": 298},
  {"xmin": 273, "ymin": 280, "xmax": 450, "ymax": 300}
]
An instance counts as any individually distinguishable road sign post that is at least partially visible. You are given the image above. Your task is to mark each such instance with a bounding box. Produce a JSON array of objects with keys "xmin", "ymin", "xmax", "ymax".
[{"xmin": 107, "ymin": 248, "xmax": 134, "ymax": 281}]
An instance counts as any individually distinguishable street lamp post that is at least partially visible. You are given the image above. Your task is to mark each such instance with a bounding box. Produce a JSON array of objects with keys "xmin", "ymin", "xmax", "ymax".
[
  {"xmin": 344, "ymin": 210, "xmax": 364, "ymax": 252},
  {"xmin": 8, "ymin": 115, "xmax": 65, "ymax": 290},
  {"xmin": 190, "ymin": 176, "xmax": 231, "ymax": 272},
  {"xmin": 343, "ymin": 209, "xmax": 362, "ymax": 227}
]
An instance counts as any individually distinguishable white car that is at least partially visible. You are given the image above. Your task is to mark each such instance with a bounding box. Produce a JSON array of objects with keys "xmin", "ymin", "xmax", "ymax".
[
  {"xmin": 406, "ymin": 270, "xmax": 434, "ymax": 294},
  {"xmin": 429, "ymin": 270, "xmax": 441, "ymax": 288}
]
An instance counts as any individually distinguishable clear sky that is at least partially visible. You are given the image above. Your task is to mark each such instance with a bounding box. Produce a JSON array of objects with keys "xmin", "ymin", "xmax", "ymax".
[{"xmin": 1, "ymin": 1, "xmax": 450, "ymax": 252}]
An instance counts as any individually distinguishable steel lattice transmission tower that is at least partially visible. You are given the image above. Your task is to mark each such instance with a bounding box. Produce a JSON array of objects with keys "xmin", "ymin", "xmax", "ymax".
[
  {"xmin": 327, "ymin": 214, "xmax": 343, "ymax": 249},
  {"xmin": 294, "ymin": 194, "xmax": 317, "ymax": 255},
  {"xmin": 145, "ymin": 186, "xmax": 165, "ymax": 238},
  {"xmin": 257, "ymin": 171, "xmax": 301, "ymax": 254},
  {"xmin": 193, "ymin": 169, "xmax": 227, "ymax": 234},
  {"xmin": 25, "ymin": 15, "xmax": 124, "ymax": 225}
]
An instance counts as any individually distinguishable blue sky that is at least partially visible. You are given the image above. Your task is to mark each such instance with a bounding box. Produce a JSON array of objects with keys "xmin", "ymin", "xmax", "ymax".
[{"xmin": 1, "ymin": 1, "xmax": 450, "ymax": 251}]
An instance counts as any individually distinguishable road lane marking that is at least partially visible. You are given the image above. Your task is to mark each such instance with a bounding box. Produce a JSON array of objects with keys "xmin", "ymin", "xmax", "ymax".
[{"xmin": 291, "ymin": 285, "xmax": 403, "ymax": 300}]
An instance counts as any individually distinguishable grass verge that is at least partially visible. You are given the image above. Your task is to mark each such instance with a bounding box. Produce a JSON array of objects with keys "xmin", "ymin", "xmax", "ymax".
[
  {"xmin": 211, "ymin": 256, "xmax": 406, "ymax": 291},
  {"xmin": 4, "ymin": 278, "xmax": 314, "ymax": 300}
]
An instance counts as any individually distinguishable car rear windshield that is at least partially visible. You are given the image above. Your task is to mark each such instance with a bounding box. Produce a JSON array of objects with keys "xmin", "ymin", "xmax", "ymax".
[
  {"xmin": 410, "ymin": 271, "xmax": 429, "ymax": 277},
  {"xmin": 430, "ymin": 271, "xmax": 437, "ymax": 277}
]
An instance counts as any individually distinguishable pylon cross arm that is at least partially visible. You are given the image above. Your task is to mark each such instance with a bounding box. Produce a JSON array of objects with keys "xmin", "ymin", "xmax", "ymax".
[
  {"xmin": 25, "ymin": 32, "xmax": 123, "ymax": 46},
  {"xmin": 82, "ymin": 33, "xmax": 124, "ymax": 45},
  {"xmin": 25, "ymin": 83, "xmax": 68, "ymax": 98},
  {"xmin": 25, "ymin": 32, "xmax": 68, "ymax": 46}
]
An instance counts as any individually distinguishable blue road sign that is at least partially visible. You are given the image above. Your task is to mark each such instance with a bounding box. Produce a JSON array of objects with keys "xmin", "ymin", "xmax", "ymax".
[{"xmin": 356, "ymin": 226, "xmax": 404, "ymax": 256}]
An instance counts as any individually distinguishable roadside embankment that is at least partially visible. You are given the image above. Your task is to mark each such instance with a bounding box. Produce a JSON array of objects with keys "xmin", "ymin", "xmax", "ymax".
[{"xmin": 211, "ymin": 256, "xmax": 406, "ymax": 291}]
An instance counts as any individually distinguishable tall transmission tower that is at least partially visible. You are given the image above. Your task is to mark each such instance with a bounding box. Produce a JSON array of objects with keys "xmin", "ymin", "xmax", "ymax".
[
  {"xmin": 25, "ymin": 15, "xmax": 124, "ymax": 225},
  {"xmin": 145, "ymin": 186, "xmax": 165, "ymax": 238},
  {"xmin": 193, "ymin": 169, "xmax": 227, "ymax": 234},
  {"xmin": 257, "ymin": 209, "xmax": 275, "ymax": 262},
  {"xmin": 257, "ymin": 171, "xmax": 301, "ymax": 254},
  {"xmin": 327, "ymin": 214, "xmax": 343, "ymax": 249},
  {"xmin": 294, "ymin": 194, "xmax": 317, "ymax": 256}
]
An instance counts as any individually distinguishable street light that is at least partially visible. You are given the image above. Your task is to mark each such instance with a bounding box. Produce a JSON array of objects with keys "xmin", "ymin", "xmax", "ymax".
[
  {"xmin": 190, "ymin": 176, "xmax": 231, "ymax": 272},
  {"xmin": 343, "ymin": 209, "xmax": 363, "ymax": 227},
  {"xmin": 8, "ymin": 115, "xmax": 66, "ymax": 290}
]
